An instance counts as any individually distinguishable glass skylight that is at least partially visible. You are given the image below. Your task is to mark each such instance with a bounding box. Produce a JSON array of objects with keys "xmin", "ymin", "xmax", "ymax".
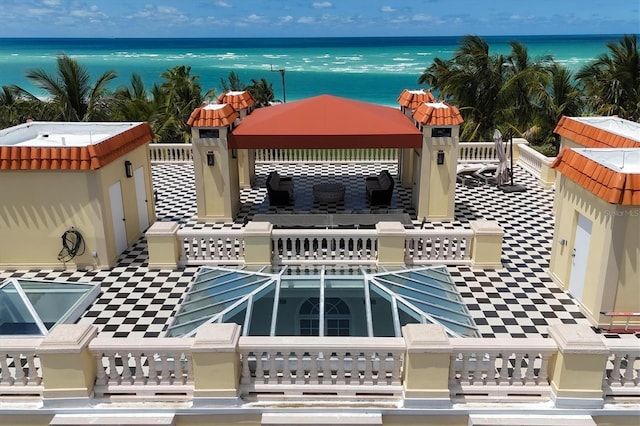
[
  {"xmin": 0, "ymin": 279, "xmax": 100, "ymax": 336},
  {"xmin": 166, "ymin": 265, "xmax": 478, "ymax": 338}
]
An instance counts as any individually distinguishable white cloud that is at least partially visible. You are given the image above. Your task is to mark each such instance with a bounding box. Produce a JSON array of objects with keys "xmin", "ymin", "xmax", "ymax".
[
  {"xmin": 215, "ymin": 1, "xmax": 231, "ymax": 7},
  {"xmin": 26, "ymin": 8, "xmax": 55, "ymax": 16},
  {"xmin": 157, "ymin": 6, "xmax": 179, "ymax": 14},
  {"xmin": 381, "ymin": 6, "xmax": 396, "ymax": 12},
  {"xmin": 279, "ymin": 15, "xmax": 293, "ymax": 23},
  {"xmin": 312, "ymin": 1, "xmax": 332, "ymax": 9},
  {"xmin": 245, "ymin": 13, "xmax": 267, "ymax": 22},
  {"xmin": 42, "ymin": 0, "xmax": 60, "ymax": 5},
  {"xmin": 412, "ymin": 14, "xmax": 434, "ymax": 22},
  {"xmin": 297, "ymin": 16, "xmax": 316, "ymax": 24}
]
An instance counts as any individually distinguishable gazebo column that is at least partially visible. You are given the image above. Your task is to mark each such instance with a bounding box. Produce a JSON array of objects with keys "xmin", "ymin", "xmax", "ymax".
[
  {"xmin": 191, "ymin": 125, "xmax": 240, "ymax": 221},
  {"xmin": 414, "ymin": 125, "xmax": 460, "ymax": 221},
  {"xmin": 399, "ymin": 148, "xmax": 414, "ymax": 189},
  {"xmin": 237, "ymin": 148, "xmax": 255, "ymax": 189}
]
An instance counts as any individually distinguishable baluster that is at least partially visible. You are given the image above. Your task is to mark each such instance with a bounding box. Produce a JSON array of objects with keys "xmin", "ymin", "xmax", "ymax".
[
  {"xmin": 106, "ymin": 353, "xmax": 120, "ymax": 385},
  {"xmin": 511, "ymin": 352, "xmax": 523, "ymax": 385},
  {"xmin": 255, "ymin": 351, "xmax": 265, "ymax": 384},
  {"xmin": 308, "ymin": 351, "xmax": 319, "ymax": 385},
  {"xmin": 94, "ymin": 354, "xmax": 106, "ymax": 386},
  {"xmin": 159, "ymin": 353, "xmax": 172, "ymax": 385},
  {"xmin": 622, "ymin": 353, "xmax": 636, "ymax": 387},
  {"xmin": 315, "ymin": 351, "xmax": 325, "ymax": 385},
  {"xmin": 0, "ymin": 354, "xmax": 12, "ymax": 385},
  {"xmin": 390, "ymin": 353, "xmax": 402, "ymax": 386},
  {"xmin": 240, "ymin": 351, "xmax": 251, "ymax": 385},
  {"xmin": 523, "ymin": 353, "xmax": 536, "ymax": 386},
  {"xmin": 287, "ymin": 351, "xmax": 297, "ymax": 384},
  {"xmin": 10, "ymin": 353, "xmax": 26, "ymax": 385},
  {"xmin": 460, "ymin": 352, "xmax": 471, "ymax": 385},
  {"xmin": 335, "ymin": 351, "xmax": 347, "ymax": 385},
  {"xmin": 121, "ymin": 352, "xmax": 132, "ymax": 384},
  {"xmin": 25, "ymin": 354, "xmax": 40, "ymax": 386},
  {"xmin": 482, "ymin": 353, "xmax": 494, "ymax": 386}
]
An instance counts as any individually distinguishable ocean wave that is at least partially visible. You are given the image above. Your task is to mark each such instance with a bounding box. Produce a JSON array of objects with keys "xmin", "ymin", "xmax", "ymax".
[
  {"xmin": 335, "ymin": 55, "xmax": 363, "ymax": 61},
  {"xmin": 263, "ymin": 54, "xmax": 288, "ymax": 59},
  {"xmin": 392, "ymin": 57, "xmax": 415, "ymax": 62}
]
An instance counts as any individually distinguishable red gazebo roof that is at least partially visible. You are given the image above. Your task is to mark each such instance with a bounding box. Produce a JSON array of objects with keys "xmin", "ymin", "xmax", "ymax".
[{"xmin": 228, "ymin": 94, "xmax": 423, "ymax": 149}]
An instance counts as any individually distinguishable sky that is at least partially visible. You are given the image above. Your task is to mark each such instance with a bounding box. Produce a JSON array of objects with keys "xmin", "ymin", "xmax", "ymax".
[{"xmin": 0, "ymin": 0, "xmax": 638, "ymax": 38}]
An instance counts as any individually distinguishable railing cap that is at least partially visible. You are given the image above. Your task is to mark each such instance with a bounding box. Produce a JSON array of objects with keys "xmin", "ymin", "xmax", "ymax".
[
  {"xmin": 470, "ymin": 220, "xmax": 504, "ymax": 235},
  {"xmin": 192, "ymin": 323, "xmax": 241, "ymax": 352},
  {"xmin": 376, "ymin": 221, "xmax": 407, "ymax": 235},
  {"xmin": 548, "ymin": 324, "xmax": 608, "ymax": 354},
  {"xmin": 146, "ymin": 221, "xmax": 180, "ymax": 235},
  {"xmin": 244, "ymin": 221, "xmax": 273, "ymax": 235},
  {"xmin": 239, "ymin": 335, "xmax": 406, "ymax": 351},
  {"xmin": 403, "ymin": 324, "xmax": 452, "ymax": 352},
  {"xmin": 37, "ymin": 324, "xmax": 97, "ymax": 354},
  {"xmin": 89, "ymin": 337, "xmax": 194, "ymax": 352},
  {"xmin": 0, "ymin": 337, "xmax": 45, "ymax": 352}
]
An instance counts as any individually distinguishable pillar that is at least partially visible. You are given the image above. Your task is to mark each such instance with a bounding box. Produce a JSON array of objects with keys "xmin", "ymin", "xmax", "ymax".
[
  {"xmin": 415, "ymin": 125, "xmax": 459, "ymax": 221},
  {"xmin": 237, "ymin": 148, "xmax": 255, "ymax": 189},
  {"xmin": 548, "ymin": 324, "xmax": 608, "ymax": 408},
  {"xmin": 243, "ymin": 221, "xmax": 273, "ymax": 265},
  {"xmin": 376, "ymin": 221, "xmax": 406, "ymax": 265},
  {"xmin": 402, "ymin": 324, "xmax": 453, "ymax": 408},
  {"xmin": 191, "ymin": 323, "xmax": 242, "ymax": 406},
  {"xmin": 191, "ymin": 125, "xmax": 240, "ymax": 221},
  {"xmin": 37, "ymin": 324, "xmax": 97, "ymax": 406},
  {"xmin": 146, "ymin": 221, "xmax": 180, "ymax": 269},
  {"xmin": 469, "ymin": 220, "xmax": 504, "ymax": 269}
]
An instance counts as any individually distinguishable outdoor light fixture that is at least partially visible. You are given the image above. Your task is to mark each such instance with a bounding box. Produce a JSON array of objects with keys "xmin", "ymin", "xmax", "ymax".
[
  {"xmin": 231, "ymin": 149, "xmax": 237, "ymax": 159},
  {"xmin": 124, "ymin": 160, "xmax": 133, "ymax": 178},
  {"xmin": 206, "ymin": 151, "xmax": 215, "ymax": 166},
  {"xmin": 437, "ymin": 150, "xmax": 445, "ymax": 165}
]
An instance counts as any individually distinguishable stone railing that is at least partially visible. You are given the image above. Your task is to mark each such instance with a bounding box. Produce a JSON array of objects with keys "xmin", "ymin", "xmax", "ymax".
[
  {"xmin": 255, "ymin": 148, "xmax": 398, "ymax": 163},
  {"xmin": 238, "ymin": 335, "xmax": 405, "ymax": 398},
  {"xmin": 449, "ymin": 337, "xmax": 556, "ymax": 401},
  {"xmin": 405, "ymin": 229, "xmax": 473, "ymax": 265},
  {"xmin": 149, "ymin": 143, "xmax": 194, "ymax": 163},
  {"xmin": 458, "ymin": 139, "xmax": 527, "ymax": 163},
  {"xmin": 147, "ymin": 220, "xmax": 504, "ymax": 269},
  {"xmin": 518, "ymin": 143, "xmax": 557, "ymax": 189},
  {"xmin": 272, "ymin": 229, "xmax": 378, "ymax": 265},
  {"xmin": 6, "ymin": 323, "xmax": 637, "ymax": 411},
  {"xmin": 0, "ymin": 337, "xmax": 44, "ymax": 397},
  {"xmin": 177, "ymin": 228, "xmax": 244, "ymax": 266},
  {"xmin": 89, "ymin": 337, "xmax": 195, "ymax": 400}
]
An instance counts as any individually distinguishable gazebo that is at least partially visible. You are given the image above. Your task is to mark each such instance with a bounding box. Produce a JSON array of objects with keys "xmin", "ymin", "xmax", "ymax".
[{"xmin": 187, "ymin": 94, "xmax": 463, "ymax": 222}]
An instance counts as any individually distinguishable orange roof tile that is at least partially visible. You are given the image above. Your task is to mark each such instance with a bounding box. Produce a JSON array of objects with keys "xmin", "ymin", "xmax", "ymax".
[
  {"xmin": 0, "ymin": 122, "xmax": 153, "ymax": 171},
  {"xmin": 397, "ymin": 89, "xmax": 436, "ymax": 109},
  {"xmin": 187, "ymin": 103, "xmax": 239, "ymax": 128},
  {"xmin": 551, "ymin": 147, "xmax": 640, "ymax": 205},
  {"xmin": 216, "ymin": 91, "xmax": 256, "ymax": 110},
  {"xmin": 554, "ymin": 116, "xmax": 639, "ymax": 148},
  {"xmin": 413, "ymin": 102, "xmax": 464, "ymax": 126}
]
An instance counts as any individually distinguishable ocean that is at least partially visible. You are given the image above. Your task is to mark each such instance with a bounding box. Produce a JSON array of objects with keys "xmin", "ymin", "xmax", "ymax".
[{"xmin": 0, "ymin": 35, "xmax": 627, "ymax": 107}]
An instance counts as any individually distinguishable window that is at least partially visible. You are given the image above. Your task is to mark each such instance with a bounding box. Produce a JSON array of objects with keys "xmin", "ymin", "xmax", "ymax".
[
  {"xmin": 199, "ymin": 128, "xmax": 220, "ymax": 139},
  {"xmin": 299, "ymin": 297, "xmax": 351, "ymax": 336},
  {"xmin": 431, "ymin": 127, "xmax": 452, "ymax": 137}
]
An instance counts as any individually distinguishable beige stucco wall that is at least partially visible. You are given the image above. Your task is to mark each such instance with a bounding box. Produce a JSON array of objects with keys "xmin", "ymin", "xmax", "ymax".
[
  {"xmin": 0, "ymin": 143, "xmax": 155, "ymax": 269},
  {"xmin": 383, "ymin": 415, "xmax": 467, "ymax": 425},
  {"xmin": 550, "ymin": 176, "xmax": 639, "ymax": 327},
  {"xmin": 176, "ymin": 414, "xmax": 260, "ymax": 425},
  {"xmin": 191, "ymin": 127, "xmax": 240, "ymax": 221}
]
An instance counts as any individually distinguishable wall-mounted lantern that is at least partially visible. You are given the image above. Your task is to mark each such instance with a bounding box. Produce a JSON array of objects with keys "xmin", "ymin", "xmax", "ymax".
[
  {"xmin": 437, "ymin": 150, "xmax": 445, "ymax": 165},
  {"xmin": 206, "ymin": 151, "xmax": 215, "ymax": 166},
  {"xmin": 124, "ymin": 160, "xmax": 133, "ymax": 178}
]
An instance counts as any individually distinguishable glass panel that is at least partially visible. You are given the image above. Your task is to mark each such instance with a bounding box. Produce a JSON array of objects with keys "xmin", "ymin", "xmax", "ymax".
[
  {"xmin": 368, "ymin": 284, "xmax": 396, "ymax": 337},
  {"xmin": 403, "ymin": 298, "xmax": 473, "ymax": 324},
  {"xmin": 276, "ymin": 279, "xmax": 320, "ymax": 336},
  {"xmin": 325, "ymin": 278, "xmax": 365, "ymax": 336},
  {"xmin": 402, "ymin": 270, "xmax": 458, "ymax": 292},
  {"xmin": 431, "ymin": 316, "xmax": 478, "ymax": 337},
  {"xmin": 377, "ymin": 275, "xmax": 459, "ymax": 300},
  {"xmin": 222, "ymin": 305, "xmax": 247, "ymax": 330},
  {"xmin": 188, "ymin": 275, "xmax": 267, "ymax": 300},
  {"xmin": 397, "ymin": 300, "xmax": 422, "ymax": 327},
  {"xmin": 166, "ymin": 317, "xmax": 211, "ymax": 337},
  {"xmin": 0, "ymin": 283, "xmax": 43, "ymax": 335},
  {"xmin": 247, "ymin": 286, "xmax": 275, "ymax": 336}
]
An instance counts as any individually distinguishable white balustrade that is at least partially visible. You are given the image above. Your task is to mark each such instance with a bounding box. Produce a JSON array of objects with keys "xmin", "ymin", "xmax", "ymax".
[
  {"xmin": 149, "ymin": 143, "xmax": 193, "ymax": 163},
  {"xmin": 178, "ymin": 229, "xmax": 244, "ymax": 266},
  {"xmin": 89, "ymin": 338, "xmax": 195, "ymax": 399},
  {"xmin": 458, "ymin": 142, "xmax": 501, "ymax": 163},
  {"xmin": 272, "ymin": 229, "xmax": 378, "ymax": 265},
  {"xmin": 518, "ymin": 143, "xmax": 549, "ymax": 177},
  {"xmin": 603, "ymin": 340, "xmax": 640, "ymax": 397},
  {"xmin": 0, "ymin": 338, "xmax": 43, "ymax": 397},
  {"xmin": 238, "ymin": 336, "xmax": 405, "ymax": 398},
  {"xmin": 405, "ymin": 229, "xmax": 473, "ymax": 265},
  {"xmin": 255, "ymin": 148, "xmax": 398, "ymax": 163},
  {"xmin": 449, "ymin": 338, "xmax": 557, "ymax": 400}
]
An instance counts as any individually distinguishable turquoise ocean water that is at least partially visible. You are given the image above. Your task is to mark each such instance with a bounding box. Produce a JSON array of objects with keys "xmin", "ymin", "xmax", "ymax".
[{"xmin": 0, "ymin": 35, "xmax": 628, "ymax": 106}]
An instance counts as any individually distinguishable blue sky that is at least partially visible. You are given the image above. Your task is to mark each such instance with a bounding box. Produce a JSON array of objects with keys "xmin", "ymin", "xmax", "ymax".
[{"xmin": 1, "ymin": 0, "xmax": 638, "ymax": 38}]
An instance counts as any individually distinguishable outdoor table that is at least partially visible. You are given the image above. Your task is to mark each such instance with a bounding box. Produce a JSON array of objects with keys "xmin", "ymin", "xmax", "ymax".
[{"xmin": 313, "ymin": 183, "xmax": 346, "ymax": 202}]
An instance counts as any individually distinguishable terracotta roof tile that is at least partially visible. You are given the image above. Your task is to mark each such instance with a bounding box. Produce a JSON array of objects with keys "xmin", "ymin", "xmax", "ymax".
[
  {"xmin": 216, "ymin": 91, "xmax": 256, "ymax": 110},
  {"xmin": 413, "ymin": 102, "xmax": 464, "ymax": 126},
  {"xmin": 397, "ymin": 89, "xmax": 436, "ymax": 109},
  {"xmin": 551, "ymin": 147, "xmax": 640, "ymax": 205},
  {"xmin": 554, "ymin": 116, "xmax": 639, "ymax": 148},
  {"xmin": 187, "ymin": 103, "xmax": 239, "ymax": 128},
  {"xmin": 0, "ymin": 122, "xmax": 153, "ymax": 171}
]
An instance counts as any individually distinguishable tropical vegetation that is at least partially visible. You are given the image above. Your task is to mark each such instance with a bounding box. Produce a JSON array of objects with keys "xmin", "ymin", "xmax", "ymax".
[
  {"xmin": 418, "ymin": 34, "xmax": 638, "ymax": 154},
  {"xmin": 0, "ymin": 35, "xmax": 637, "ymax": 148}
]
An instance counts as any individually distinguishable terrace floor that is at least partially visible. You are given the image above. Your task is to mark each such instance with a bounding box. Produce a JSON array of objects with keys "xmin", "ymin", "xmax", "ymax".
[{"xmin": 2, "ymin": 161, "xmax": 628, "ymax": 340}]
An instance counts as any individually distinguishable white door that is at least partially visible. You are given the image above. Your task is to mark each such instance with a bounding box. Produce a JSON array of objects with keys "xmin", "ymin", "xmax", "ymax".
[
  {"xmin": 412, "ymin": 150, "xmax": 421, "ymax": 208},
  {"xmin": 109, "ymin": 181, "xmax": 128, "ymax": 255},
  {"xmin": 134, "ymin": 167, "xmax": 150, "ymax": 232},
  {"xmin": 569, "ymin": 214, "xmax": 592, "ymax": 301}
]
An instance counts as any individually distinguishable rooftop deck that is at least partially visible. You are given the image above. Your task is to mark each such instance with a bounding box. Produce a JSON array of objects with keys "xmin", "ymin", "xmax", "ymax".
[{"xmin": 1, "ymin": 159, "xmax": 604, "ymax": 341}]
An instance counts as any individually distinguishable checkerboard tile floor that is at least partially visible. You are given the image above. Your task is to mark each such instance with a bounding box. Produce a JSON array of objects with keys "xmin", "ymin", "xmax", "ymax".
[{"xmin": 1, "ymin": 161, "xmax": 634, "ymax": 340}]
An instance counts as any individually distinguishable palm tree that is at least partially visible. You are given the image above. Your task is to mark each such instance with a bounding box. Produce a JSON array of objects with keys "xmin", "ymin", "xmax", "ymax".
[
  {"xmin": 113, "ymin": 73, "xmax": 155, "ymax": 122},
  {"xmin": 13, "ymin": 54, "xmax": 117, "ymax": 121},
  {"xmin": 247, "ymin": 78, "xmax": 275, "ymax": 107},
  {"xmin": 154, "ymin": 65, "xmax": 214, "ymax": 142},
  {"xmin": 220, "ymin": 71, "xmax": 245, "ymax": 92},
  {"xmin": 576, "ymin": 34, "xmax": 639, "ymax": 120}
]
